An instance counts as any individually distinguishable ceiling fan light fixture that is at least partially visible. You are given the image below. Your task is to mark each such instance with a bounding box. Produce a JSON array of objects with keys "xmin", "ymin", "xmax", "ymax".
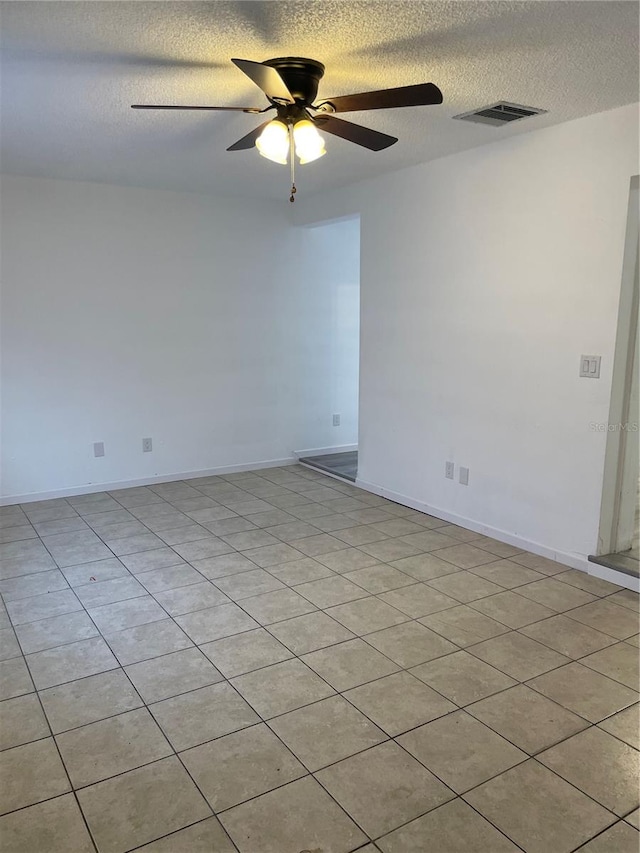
[
  {"xmin": 255, "ymin": 119, "xmax": 289, "ymax": 164},
  {"xmin": 293, "ymin": 118, "xmax": 326, "ymax": 164}
]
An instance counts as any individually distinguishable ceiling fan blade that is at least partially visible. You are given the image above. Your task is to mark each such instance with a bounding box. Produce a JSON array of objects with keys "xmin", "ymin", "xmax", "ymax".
[
  {"xmin": 131, "ymin": 105, "xmax": 263, "ymax": 113},
  {"xmin": 318, "ymin": 82, "xmax": 443, "ymax": 113},
  {"xmin": 227, "ymin": 120, "xmax": 273, "ymax": 151},
  {"xmin": 231, "ymin": 58, "xmax": 295, "ymax": 104},
  {"xmin": 313, "ymin": 114, "xmax": 397, "ymax": 151}
]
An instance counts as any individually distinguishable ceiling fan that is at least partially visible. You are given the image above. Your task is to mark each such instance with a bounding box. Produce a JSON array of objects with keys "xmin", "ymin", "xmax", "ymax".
[{"xmin": 132, "ymin": 57, "xmax": 443, "ymax": 200}]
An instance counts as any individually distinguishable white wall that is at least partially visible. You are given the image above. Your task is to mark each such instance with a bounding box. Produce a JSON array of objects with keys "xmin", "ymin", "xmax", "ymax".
[
  {"xmin": 293, "ymin": 103, "xmax": 639, "ymax": 564},
  {"xmin": 292, "ymin": 217, "xmax": 360, "ymax": 452},
  {"xmin": 0, "ymin": 175, "xmax": 356, "ymax": 499}
]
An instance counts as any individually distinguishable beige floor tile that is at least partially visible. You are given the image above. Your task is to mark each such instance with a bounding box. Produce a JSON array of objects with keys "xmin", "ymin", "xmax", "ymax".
[
  {"xmin": 469, "ymin": 590, "xmax": 555, "ymax": 629},
  {"xmin": 121, "ymin": 548, "xmax": 186, "ymax": 574},
  {"xmin": 0, "ymin": 793, "xmax": 95, "ymax": 853},
  {"xmin": 77, "ymin": 756, "xmax": 211, "ymax": 853},
  {"xmin": 0, "ymin": 737, "xmax": 70, "ymax": 814},
  {"xmin": 240, "ymin": 587, "xmax": 317, "ymax": 624},
  {"xmin": 378, "ymin": 797, "xmax": 520, "ymax": 853},
  {"xmin": 302, "ymin": 638, "xmax": 399, "ymax": 691},
  {"xmin": 6, "ymin": 589, "xmax": 82, "ymax": 626},
  {"xmin": 510, "ymin": 552, "xmax": 567, "ymax": 575},
  {"xmin": 598, "ymin": 703, "xmax": 639, "ymax": 749},
  {"xmin": 135, "ymin": 564, "xmax": 206, "ymax": 593},
  {"xmin": 267, "ymin": 611, "xmax": 356, "ymax": 654},
  {"xmin": 105, "ymin": 532, "xmax": 165, "ymax": 556},
  {"xmin": 469, "ymin": 559, "xmax": 546, "ymax": 588},
  {"xmin": 608, "ymin": 589, "xmax": 640, "ymax": 612},
  {"xmin": 15, "ymin": 610, "xmax": 99, "ymax": 654},
  {"xmin": 625, "ymin": 808, "xmax": 640, "ymax": 829},
  {"xmin": 153, "ymin": 581, "xmax": 230, "ymax": 616},
  {"xmin": 191, "ymin": 552, "xmax": 257, "ymax": 579},
  {"xmin": 268, "ymin": 556, "xmax": 334, "ymax": 584},
  {"xmin": 0, "ymin": 693, "xmax": 49, "ymax": 750},
  {"xmin": 316, "ymin": 741, "xmax": 454, "ymax": 838},
  {"xmin": 181, "ymin": 723, "xmax": 305, "ymax": 812},
  {"xmin": 105, "ymin": 618, "xmax": 193, "ymax": 665},
  {"xmin": 577, "ymin": 822, "xmax": 640, "ymax": 853},
  {"xmin": 528, "ymin": 662, "xmax": 638, "ymax": 722},
  {"xmin": 56, "ymin": 707, "xmax": 172, "ymax": 787},
  {"xmin": 296, "ymin": 575, "xmax": 369, "ymax": 608},
  {"xmin": 519, "ymin": 613, "xmax": 617, "ymax": 658},
  {"xmin": 538, "ymin": 727, "xmax": 640, "ymax": 816},
  {"xmin": 567, "ymin": 599, "xmax": 640, "ymax": 639},
  {"xmin": 125, "ymin": 647, "xmax": 223, "ymax": 702},
  {"xmin": 231, "ymin": 658, "xmax": 334, "ymax": 718},
  {"xmin": 467, "ymin": 684, "xmax": 589, "ymax": 753},
  {"xmin": 516, "ymin": 577, "xmax": 598, "ymax": 612},
  {"xmin": 370, "ymin": 518, "xmax": 426, "ymax": 537},
  {"xmin": 366, "ymin": 621, "xmax": 458, "ymax": 667},
  {"xmin": 150, "ymin": 682, "xmax": 260, "ymax": 750},
  {"xmin": 389, "ymin": 553, "xmax": 470, "ymax": 581},
  {"xmin": 398, "ymin": 531, "xmax": 459, "ymax": 553},
  {"xmin": 344, "ymin": 670, "xmax": 456, "ymax": 736},
  {"xmin": 175, "ymin": 603, "xmax": 258, "ymax": 645},
  {"xmin": 263, "ymin": 521, "xmax": 323, "ymax": 542},
  {"xmin": 42, "ymin": 531, "xmax": 113, "ymax": 568},
  {"xmin": 269, "ymin": 694, "xmax": 386, "ymax": 770},
  {"xmin": 332, "ymin": 525, "xmax": 390, "ymax": 546},
  {"xmin": 61, "ymin": 557, "xmax": 128, "ymax": 587},
  {"xmin": 379, "ymin": 584, "xmax": 459, "ymax": 618},
  {"xmin": 581, "ymin": 642, "xmax": 639, "ymax": 690},
  {"xmin": 135, "ymin": 816, "xmax": 236, "ymax": 852},
  {"xmin": 39, "ymin": 668, "xmax": 143, "ymax": 733},
  {"xmin": 170, "ymin": 538, "xmax": 233, "ymax": 561},
  {"xmin": 465, "ymin": 537, "xmax": 525, "ymax": 559},
  {"xmin": 213, "ymin": 568, "xmax": 285, "ymax": 600},
  {"xmin": 555, "ymin": 569, "xmax": 623, "ymax": 596},
  {"xmin": 87, "ymin": 595, "xmax": 167, "ymax": 633},
  {"xmin": 26, "ymin": 636, "xmax": 119, "ymax": 689},
  {"xmin": 158, "ymin": 524, "xmax": 217, "ymax": 546},
  {"xmin": 326, "ymin": 597, "xmax": 409, "ymax": 635},
  {"xmin": 399, "ymin": 710, "xmax": 526, "ymax": 793},
  {"xmin": 431, "ymin": 543, "xmax": 499, "ymax": 569},
  {"xmin": 464, "ymin": 760, "xmax": 615, "ymax": 853},
  {"xmin": 468, "ymin": 631, "xmax": 570, "ymax": 681},
  {"xmin": 0, "ymin": 627, "xmax": 21, "ymax": 661},
  {"xmin": 344, "ymin": 564, "xmax": 416, "ymax": 593},
  {"xmin": 360, "ymin": 538, "xmax": 425, "ymax": 562},
  {"xmin": 73, "ymin": 574, "xmax": 145, "ymax": 607},
  {"xmin": 0, "ymin": 568, "xmax": 69, "ymax": 602},
  {"xmin": 420, "ymin": 604, "xmax": 510, "ymax": 646},
  {"xmin": 411, "ymin": 649, "xmax": 516, "ymax": 706},
  {"xmin": 242, "ymin": 543, "xmax": 306, "ymax": 567},
  {"xmin": 220, "ymin": 776, "xmax": 367, "ymax": 853},
  {"xmin": 426, "ymin": 571, "xmax": 504, "ymax": 603},
  {"xmin": 201, "ymin": 628, "xmax": 293, "ymax": 677}
]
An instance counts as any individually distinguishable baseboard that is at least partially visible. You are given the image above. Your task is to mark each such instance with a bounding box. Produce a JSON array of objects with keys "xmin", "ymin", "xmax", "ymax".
[
  {"xmin": 1, "ymin": 456, "xmax": 297, "ymax": 506},
  {"xmin": 355, "ymin": 477, "xmax": 640, "ymax": 592},
  {"xmin": 294, "ymin": 444, "xmax": 358, "ymax": 458}
]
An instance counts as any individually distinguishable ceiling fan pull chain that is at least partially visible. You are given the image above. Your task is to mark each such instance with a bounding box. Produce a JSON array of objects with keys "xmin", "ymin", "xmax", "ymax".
[{"xmin": 289, "ymin": 124, "xmax": 296, "ymax": 202}]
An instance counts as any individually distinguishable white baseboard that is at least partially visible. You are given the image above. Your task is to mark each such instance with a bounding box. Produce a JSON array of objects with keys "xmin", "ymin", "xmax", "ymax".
[
  {"xmin": 294, "ymin": 444, "xmax": 358, "ymax": 458},
  {"xmin": 1, "ymin": 456, "xmax": 297, "ymax": 506},
  {"xmin": 355, "ymin": 477, "xmax": 640, "ymax": 592}
]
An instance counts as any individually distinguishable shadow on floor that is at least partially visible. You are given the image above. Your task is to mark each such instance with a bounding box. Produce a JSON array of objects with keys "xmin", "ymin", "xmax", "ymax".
[{"xmin": 298, "ymin": 451, "xmax": 358, "ymax": 482}]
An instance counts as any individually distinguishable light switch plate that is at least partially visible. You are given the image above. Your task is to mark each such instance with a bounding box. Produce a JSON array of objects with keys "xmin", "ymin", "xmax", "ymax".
[
  {"xmin": 93, "ymin": 442, "xmax": 105, "ymax": 458},
  {"xmin": 580, "ymin": 355, "xmax": 601, "ymax": 378}
]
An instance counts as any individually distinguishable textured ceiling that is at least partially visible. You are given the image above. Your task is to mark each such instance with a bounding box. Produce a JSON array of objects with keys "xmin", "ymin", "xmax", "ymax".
[{"xmin": 1, "ymin": 1, "xmax": 638, "ymax": 200}]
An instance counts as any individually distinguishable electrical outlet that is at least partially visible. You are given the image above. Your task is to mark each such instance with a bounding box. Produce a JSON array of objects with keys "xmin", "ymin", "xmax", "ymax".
[
  {"xmin": 445, "ymin": 461, "xmax": 454, "ymax": 480},
  {"xmin": 142, "ymin": 438, "xmax": 153, "ymax": 453},
  {"xmin": 459, "ymin": 467, "xmax": 469, "ymax": 486},
  {"xmin": 93, "ymin": 442, "xmax": 105, "ymax": 458},
  {"xmin": 332, "ymin": 414, "xmax": 341, "ymax": 427}
]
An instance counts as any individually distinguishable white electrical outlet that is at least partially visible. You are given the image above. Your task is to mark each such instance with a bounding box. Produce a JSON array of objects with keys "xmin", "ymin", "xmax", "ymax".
[
  {"xmin": 459, "ymin": 467, "xmax": 469, "ymax": 486},
  {"xmin": 445, "ymin": 461, "xmax": 454, "ymax": 480},
  {"xmin": 332, "ymin": 414, "xmax": 341, "ymax": 427},
  {"xmin": 93, "ymin": 442, "xmax": 105, "ymax": 458},
  {"xmin": 142, "ymin": 438, "xmax": 153, "ymax": 453}
]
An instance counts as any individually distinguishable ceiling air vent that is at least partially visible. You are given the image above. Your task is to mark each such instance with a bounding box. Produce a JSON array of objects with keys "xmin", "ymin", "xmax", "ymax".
[{"xmin": 453, "ymin": 102, "xmax": 547, "ymax": 127}]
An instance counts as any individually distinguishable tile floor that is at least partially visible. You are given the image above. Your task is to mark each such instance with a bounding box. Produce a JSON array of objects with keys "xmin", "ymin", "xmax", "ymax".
[{"xmin": 0, "ymin": 465, "xmax": 638, "ymax": 853}]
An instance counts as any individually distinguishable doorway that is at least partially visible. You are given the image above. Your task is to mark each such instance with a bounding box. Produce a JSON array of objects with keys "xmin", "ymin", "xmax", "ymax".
[{"xmin": 592, "ymin": 177, "xmax": 639, "ymax": 578}]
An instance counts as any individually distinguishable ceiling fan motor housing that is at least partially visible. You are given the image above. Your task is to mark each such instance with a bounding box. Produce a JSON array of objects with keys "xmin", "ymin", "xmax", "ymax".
[{"xmin": 263, "ymin": 57, "xmax": 325, "ymax": 105}]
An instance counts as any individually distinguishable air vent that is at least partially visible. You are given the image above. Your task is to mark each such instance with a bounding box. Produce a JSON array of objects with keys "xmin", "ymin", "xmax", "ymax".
[{"xmin": 454, "ymin": 102, "xmax": 547, "ymax": 127}]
